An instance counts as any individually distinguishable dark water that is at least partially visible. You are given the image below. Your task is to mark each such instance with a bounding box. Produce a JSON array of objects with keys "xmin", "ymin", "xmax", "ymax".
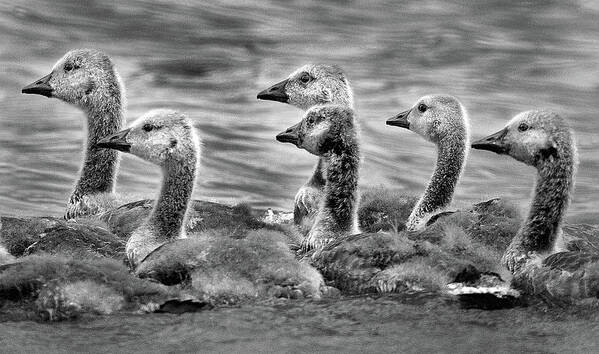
[
  {"xmin": 2, "ymin": 295, "xmax": 599, "ymax": 353},
  {"xmin": 1, "ymin": 0, "xmax": 599, "ymax": 351}
]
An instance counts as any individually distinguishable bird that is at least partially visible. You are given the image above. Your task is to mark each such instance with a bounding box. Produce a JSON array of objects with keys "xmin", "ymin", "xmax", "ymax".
[
  {"xmin": 386, "ymin": 94, "xmax": 469, "ymax": 231},
  {"xmin": 97, "ymin": 109, "xmax": 327, "ymax": 301},
  {"xmin": 257, "ymin": 64, "xmax": 353, "ymax": 111},
  {"xmin": 384, "ymin": 96, "xmax": 586, "ymax": 300},
  {"xmin": 276, "ymin": 104, "xmax": 360, "ymax": 251},
  {"xmin": 5, "ymin": 49, "xmax": 132, "ymax": 262},
  {"xmin": 276, "ymin": 104, "xmax": 502, "ymax": 294},
  {"xmin": 98, "ymin": 109, "xmax": 199, "ymax": 265},
  {"xmin": 0, "ymin": 252, "xmax": 205, "ymax": 321},
  {"xmin": 258, "ymin": 64, "xmax": 354, "ymax": 231},
  {"xmin": 384, "ymin": 95, "xmax": 524, "ymax": 254},
  {"xmin": 472, "ymin": 110, "xmax": 599, "ymax": 304},
  {"xmin": 22, "ymin": 49, "xmax": 125, "ymax": 219},
  {"xmin": 257, "ymin": 65, "xmax": 431, "ymax": 235},
  {"xmin": 12, "ymin": 49, "xmax": 281, "ymax": 257}
]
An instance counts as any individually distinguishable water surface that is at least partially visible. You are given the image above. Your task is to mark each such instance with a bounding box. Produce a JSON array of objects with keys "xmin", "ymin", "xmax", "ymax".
[{"xmin": 2, "ymin": 295, "xmax": 599, "ymax": 353}]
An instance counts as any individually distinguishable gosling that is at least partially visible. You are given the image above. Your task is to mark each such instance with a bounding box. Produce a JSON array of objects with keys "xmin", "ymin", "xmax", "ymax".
[
  {"xmin": 98, "ymin": 110, "xmax": 326, "ymax": 299},
  {"xmin": 276, "ymin": 104, "xmax": 360, "ymax": 250},
  {"xmin": 278, "ymin": 105, "xmax": 501, "ymax": 294},
  {"xmin": 386, "ymin": 95, "xmax": 469, "ymax": 231},
  {"xmin": 22, "ymin": 49, "xmax": 125, "ymax": 219},
  {"xmin": 258, "ymin": 64, "xmax": 353, "ymax": 229},
  {"xmin": 98, "ymin": 109, "xmax": 198, "ymax": 265},
  {"xmin": 472, "ymin": 110, "xmax": 599, "ymax": 303}
]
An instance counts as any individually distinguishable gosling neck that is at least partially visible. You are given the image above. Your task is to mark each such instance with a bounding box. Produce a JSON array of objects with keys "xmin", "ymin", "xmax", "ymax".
[
  {"xmin": 503, "ymin": 147, "xmax": 575, "ymax": 271},
  {"xmin": 148, "ymin": 157, "xmax": 197, "ymax": 241},
  {"xmin": 333, "ymin": 86, "xmax": 354, "ymax": 110},
  {"xmin": 308, "ymin": 89, "xmax": 354, "ymax": 189},
  {"xmin": 308, "ymin": 157, "xmax": 327, "ymax": 187},
  {"xmin": 406, "ymin": 134, "xmax": 467, "ymax": 230},
  {"xmin": 316, "ymin": 136, "xmax": 361, "ymax": 234},
  {"xmin": 71, "ymin": 90, "xmax": 124, "ymax": 201}
]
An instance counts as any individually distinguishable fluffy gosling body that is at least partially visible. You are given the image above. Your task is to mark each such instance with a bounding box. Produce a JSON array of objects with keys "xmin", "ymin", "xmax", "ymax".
[
  {"xmin": 258, "ymin": 64, "xmax": 354, "ymax": 228},
  {"xmin": 0, "ymin": 254, "xmax": 180, "ymax": 321},
  {"xmin": 387, "ymin": 95, "xmax": 469, "ymax": 231},
  {"xmin": 22, "ymin": 49, "xmax": 125, "ymax": 219},
  {"xmin": 472, "ymin": 110, "xmax": 599, "ymax": 303}
]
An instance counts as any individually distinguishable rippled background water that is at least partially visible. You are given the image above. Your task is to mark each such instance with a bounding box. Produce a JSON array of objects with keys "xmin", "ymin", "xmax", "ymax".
[
  {"xmin": 1, "ymin": 0, "xmax": 598, "ymax": 222},
  {"xmin": 1, "ymin": 0, "xmax": 599, "ymax": 351}
]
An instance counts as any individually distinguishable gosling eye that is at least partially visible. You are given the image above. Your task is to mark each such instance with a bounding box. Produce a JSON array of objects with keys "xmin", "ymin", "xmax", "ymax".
[
  {"xmin": 142, "ymin": 124, "xmax": 155, "ymax": 132},
  {"xmin": 64, "ymin": 63, "xmax": 74, "ymax": 72},
  {"xmin": 518, "ymin": 122, "xmax": 529, "ymax": 132},
  {"xmin": 299, "ymin": 73, "xmax": 312, "ymax": 84},
  {"xmin": 417, "ymin": 103, "xmax": 428, "ymax": 113},
  {"xmin": 307, "ymin": 116, "xmax": 315, "ymax": 124}
]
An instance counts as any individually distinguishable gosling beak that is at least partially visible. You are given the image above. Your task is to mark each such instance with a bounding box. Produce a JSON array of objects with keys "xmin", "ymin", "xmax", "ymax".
[
  {"xmin": 471, "ymin": 127, "xmax": 509, "ymax": 154},
  {"xmin": 257, "ymin": 79, "xmax": 289, "ymax": 103},
  {"xmin": 97, "ymin": 128, "xmax": 132, "ymax": 152},
  {"xmin": 22, "ymin": 73, "xmax": 54, "ymax": 97},
  {"xmin": 276, "ymin": 122, "xmax": 301, "ymax": 146},
  {"xmin": 386, "ymin": 109, "xmax": 411, "ymax": 129}
]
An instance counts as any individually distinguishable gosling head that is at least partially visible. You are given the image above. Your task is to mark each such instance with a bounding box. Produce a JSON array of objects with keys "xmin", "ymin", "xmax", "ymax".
[
  {"xmin": 22, "ymin": 49, "xmax": 122, "ymax": 110},
  {"xmin": 386, "ymin": 94, "xmax": 468, "ymax": 145},
  {"xmin": 471, "ymin": 110, "xmax": 573, "ymax": 168},
  {"xmin": 97, "ymin": 109, "xmax": 200, "ymax": 167},
  {"xmin": 258, "ymin": 64, "xmax": 353, "ymax": 110},
  {"xmin": 276, "ymin": 105, "xmax": 356, "ymax": 156}
]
